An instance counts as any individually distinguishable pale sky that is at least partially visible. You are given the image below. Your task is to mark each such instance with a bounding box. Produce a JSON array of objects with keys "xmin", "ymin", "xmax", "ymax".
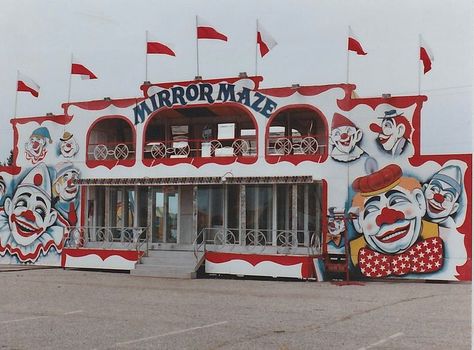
[{"xmin": 0, "ymin": 0, "xmax": 471, "ymax": 159}]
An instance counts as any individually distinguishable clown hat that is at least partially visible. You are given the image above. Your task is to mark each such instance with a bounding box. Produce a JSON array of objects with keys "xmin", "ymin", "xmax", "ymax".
[
  {"xmin": 54, "ymin": 162, "xmax": 79, "ymax": 181},
  {"xmin": 431, "ymin": 165, "xmax": 462, "ymax": 195},
  {"xmin": 378, "ymin": 109, "xmax": 403, "ymax": 119},
  {"xmin": 352, "ymin": 164, "xmax": 403, "ymax": 197},
  {"xmin": 17, "ymin": 163, "xmax": 52, "ymax": 200},
  {"xmin": 31, "ymin": 127, "xmax": 52, "ymax": 144},
  {"xmin": 60, "ymin": 131, "xmax": 73, "ymax": 142},
  {"xmin": 332, "ymin": 113, "xmax": 355, "ymax": 129}
]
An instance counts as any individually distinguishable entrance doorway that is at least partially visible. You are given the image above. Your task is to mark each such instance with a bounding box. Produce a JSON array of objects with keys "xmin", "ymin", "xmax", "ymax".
[{"xmin": 152, "ymin": 186, "xmax": 178, "ymax": 243}]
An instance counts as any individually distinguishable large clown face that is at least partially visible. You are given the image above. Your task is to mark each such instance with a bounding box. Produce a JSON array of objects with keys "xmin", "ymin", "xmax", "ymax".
[
  {"xmin": 330, "ymin": 126, "xmax": 362, "ymax": 155},
  {"xmin": 60, "ymin": 137, "xmax": 79, "ymax": 158},
  {"xmin": 374, "ymin": 118, "xmax": 405, "ymax": 151},
  {"xmin": 55, "ymin": 170, "xmax": 80, "ymax": 202},
  {"xmin": 353, "ymin": 185, "xmax": 426, "ymax": 254},
  {"xmin": 424, "ymin": 179, "xmax": 460, "ymax": 221},
  {"xmin": 26, "ymin": 136, "xmax": 47, "ymax": 157},
  {"xmin": 4, "ymin": 186, "xmax": 57, "ymax": 246}
]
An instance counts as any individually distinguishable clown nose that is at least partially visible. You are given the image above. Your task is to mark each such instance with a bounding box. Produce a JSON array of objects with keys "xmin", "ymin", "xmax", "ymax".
[
  {"xmin": 433, "ymin": 193, "xmax": 445, "ymax": 203},
  {"xmin": 22, "ymin": 210, "xmax": 36, "ymax": 222},
  {"xmin": 340, "ymin": 133, "xmax": 348, "ymax": 140},
  {"xmin": 369, "ymin": 123, "xmax": 382, "ymax": 133},
  {"xmin": 375, "ymin": 207, "xmax": 405, "ymax": 227}
]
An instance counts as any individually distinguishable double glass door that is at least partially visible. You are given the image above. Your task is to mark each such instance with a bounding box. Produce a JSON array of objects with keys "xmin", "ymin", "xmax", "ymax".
[{"xmin": 152, "ymin": 187, "xmax": 178, "ymax": 243}]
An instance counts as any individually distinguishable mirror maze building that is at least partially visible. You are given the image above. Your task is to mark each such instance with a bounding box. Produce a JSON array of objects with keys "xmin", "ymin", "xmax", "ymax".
[{"xmin": 0, "ymin": 76, "xmax": 471, "ymax": 281}]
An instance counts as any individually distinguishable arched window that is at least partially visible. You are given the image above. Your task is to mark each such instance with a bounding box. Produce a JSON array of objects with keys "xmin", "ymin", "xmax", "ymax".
[
  {"xmin": 266, "ymin": 106, "xmax": 328, "ymax": 164},
  {"xmin": 143, "ymin": 104, "xmax": 257, "ymax": 167},
  {"xmin": 86, "ymin": 116, "xmax": 136, "ymax": 168}
]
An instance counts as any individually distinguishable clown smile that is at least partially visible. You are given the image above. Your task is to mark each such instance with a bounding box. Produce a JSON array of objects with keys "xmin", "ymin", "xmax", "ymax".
[
  {"xmin": 12, "ymin": 214, "xmax": 42, "ymax": 238},
  {"xmin": 428, "ymin": 200, "xmax": 444, "ymax": 213},
  {"xmin": 378, "ymin": 134, "xmax": 390, "ymax": 144},
  {"xmin": 66, "ymin": 187, "xmax": 77, "ymax": 194},
  {"xmin": 375, "ymin": 223, "xmax": 410, "ymax": 244},
  {"xmin": 339, "ymin": 139, "xmax": 350, "ymax": 147}
]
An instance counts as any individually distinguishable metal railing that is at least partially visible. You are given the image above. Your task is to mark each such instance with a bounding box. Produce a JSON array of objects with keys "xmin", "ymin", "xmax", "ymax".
[
  {"xmin": 193, "ymin": 227, "xmax": 321, "ymax": 261},
  {"xmin": 66, "ymin": 226, "xmax": 149, "ymax": 258}
]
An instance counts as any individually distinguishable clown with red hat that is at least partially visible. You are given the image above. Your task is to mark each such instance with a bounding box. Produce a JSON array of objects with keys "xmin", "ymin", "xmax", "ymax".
[
  {"xmin": 349, "ymin": 164, "xmax": 442, "ymax": 278},
  {"xmin": 0, "ymin": 163, "xmax": 68, "ymax": 264},
  {"xmin": 330, "ymin": 113, "xmax": 365, "ymax": 162}
]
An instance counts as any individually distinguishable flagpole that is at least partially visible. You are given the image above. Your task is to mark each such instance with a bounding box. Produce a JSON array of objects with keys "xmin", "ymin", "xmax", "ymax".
[
  {"xmin": 418, "ymin": 34, "xmax": 421, "ymax": 95},
  {"xmin": 196, "ymin": 15, "xmax": 200, "ymax": 77},
  {"xmin": 67, "ymin": 53, "xmax": 73, "ymax": 103},
  {"xmin": 346, "ymin": 26, "xmax": 350, "ymax": 83},
  {"xmin": 255, "ymin": 19, "xmax": 259, "ymax": 76},
  {"xmin": 14, "ymin": 70, "xmax": 19, "ymax": 118},
  {"xmin": 145, "ymin": 30, "xmax": 149, "ymax": 82}
]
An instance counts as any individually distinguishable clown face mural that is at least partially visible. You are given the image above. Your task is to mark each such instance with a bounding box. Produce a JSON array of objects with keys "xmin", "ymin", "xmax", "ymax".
[
  {"xmin": 350, "ymin": 164, "xmax": 443, "ymax": 278},
  {"xmin": 326, "ymin": 207, "xmax": 346, "ymax": 254},
  {"xmin": 0, "ymin": 163, "xmax": 68, "ymax": 263},
  {"xmin": 369, "ymin": 110, "xmax": 411, "ymax": 157},
  {"xmin": 329, "ymin": 113, "xmax": 365, "ymax": 162},
  {"xmin": 59, "ymin": 131, "xmax": 79, "ymax": 158},
  {"xmin": 53, "ymin": 162, "xmax": 80, "ymax": 226},
  {"xmin": 423, "ymin": 165, "xmax": 462, "ymax": 227},
  {"xmin": 25, "ymin": 127, "xmax": 52, "ymax": 164}
]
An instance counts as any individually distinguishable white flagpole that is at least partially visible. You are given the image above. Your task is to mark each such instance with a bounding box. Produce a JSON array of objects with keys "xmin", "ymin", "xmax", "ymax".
[
  {"xmin": 67, "ymin": 53, "xmax": 73, "ymax": 102},
  {"xmin": 418, "ymin": 34, "xmax": 422, "ymax": 95},
  {"xmin": 196, "ymin": 15, "xmax": 200, "ymax": 77},
  {"xmin": 255, "ymin": 19, "xmax": 259, "ymax": 76},
  {"xmin": 145, "ymin": 30, "xmax": 149, "ymax": 82},
  {"xmin": 14, "ymin": 70, "xmax": 19, "ymax": 118},
  {"xmin": 346, "ymin": 26, "xmax": 350, "ymax": 83}
]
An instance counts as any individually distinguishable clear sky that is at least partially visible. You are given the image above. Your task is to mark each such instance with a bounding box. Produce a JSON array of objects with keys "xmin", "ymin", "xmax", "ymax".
[{"xmin": 0, "ymin": 0, "xmax": 471, "ymax": 159}]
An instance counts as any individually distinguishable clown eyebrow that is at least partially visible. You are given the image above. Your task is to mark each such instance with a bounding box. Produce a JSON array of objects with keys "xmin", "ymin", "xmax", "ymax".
[
  {"xmin": 430, "ymin": 179, "xmax": 457, "ymax": 196},
  {"xmin": 385, "ymin": 190, "xmax": 405, "ymax": 199},
  {"xmin": 36, "ymin": 196, "xmax": 47, "ymax": 207},
  {"xmin": 365, "ymin": 195, "xmax": 381, "ymax": 207}
]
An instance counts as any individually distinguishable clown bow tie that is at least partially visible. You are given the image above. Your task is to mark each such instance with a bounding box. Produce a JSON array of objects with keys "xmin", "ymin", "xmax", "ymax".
[{"xmin": 358, "ymin": 237, "xmax": 443, "ymax": 278}]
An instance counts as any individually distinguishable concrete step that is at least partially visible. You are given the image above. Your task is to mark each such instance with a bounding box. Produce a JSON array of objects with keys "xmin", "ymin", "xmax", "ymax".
[
  {"xmin": 132, "ymin": 249, "xmax": 199, "ymax": 279},
  {"xmin": 131, "ymin": 268, "xmax": 196, "ymax": 279}
]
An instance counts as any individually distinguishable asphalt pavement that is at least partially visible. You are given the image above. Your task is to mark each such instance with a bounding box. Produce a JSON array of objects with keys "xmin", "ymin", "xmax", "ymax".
[{"xmin": 0, "ymin": 267, "xmax": 471, "ymax": 349}]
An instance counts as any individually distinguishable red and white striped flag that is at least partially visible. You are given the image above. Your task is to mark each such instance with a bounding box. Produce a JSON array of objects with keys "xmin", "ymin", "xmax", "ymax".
[
  {"xmin": 348, "ymin": 27, "xmax": 367, "ymax": 55},
  {"xmin": 147, "ymin": 33, "xmax": 176, "ymax": 56},
  {"xmin": 197, "ymin": 16, "xmax": 228, "ymax": 41},
  {"xmin": 17, "ymin": 72, "xmax": 40, "ymax": 97},
  {"xmin": 257, "ymin": 22, "xmax": 277, "ymax": 57},
  {"xmin": 420, "ymin": 36, "xmax": 434, "ymax": 74},
  {"xmin": 71, "ymin": 60, "xmax": 97, "ymax": 79}
]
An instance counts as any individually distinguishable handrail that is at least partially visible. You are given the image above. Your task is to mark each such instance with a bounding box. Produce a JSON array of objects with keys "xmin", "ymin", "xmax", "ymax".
[
  {"xmin": 192, "ymin": 227, "xmax": 322, "ymax": 258},
  {"xmin": 66, "ymin": 226, "xmax": 149, "ymax": 253}
]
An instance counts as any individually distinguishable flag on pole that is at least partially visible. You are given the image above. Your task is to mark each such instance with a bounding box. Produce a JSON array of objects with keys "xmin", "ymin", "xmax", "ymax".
[
  {"xmin": 197, "ymin": 16, "xmax": 228, "ymax": 41},
  {"xmin": 147, "ymin": 36, "xmax": 176, "ymax": 56},
  {"xmin": 257, "ymin": 22, "xmax": 277, "ymax": 57},
  {"xmin": 17, "ymin": 72, "xmax": 40, "ymax": 97},
  {"xmin": 420, "ymin": 36, "xmax": 434, "ymax": 74},
  {"xmin": 71, "ymin": 60, "xmax": 97, "ymax": 79},
  {"xmin": 348, "ymin": 27, "xmax": 367, "ymax": 55}
]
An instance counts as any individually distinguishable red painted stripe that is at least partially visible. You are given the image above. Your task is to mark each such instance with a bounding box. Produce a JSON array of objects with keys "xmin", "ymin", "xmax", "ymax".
[{"xmin": 63, "ymin": 248, "xmax": 141, "ymax": 262}]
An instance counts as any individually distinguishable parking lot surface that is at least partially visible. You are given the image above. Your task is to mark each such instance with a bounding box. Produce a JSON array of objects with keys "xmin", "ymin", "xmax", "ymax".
[{"xmin": 0, "ymin": 267, "xmax": 470, "ymax": 349}]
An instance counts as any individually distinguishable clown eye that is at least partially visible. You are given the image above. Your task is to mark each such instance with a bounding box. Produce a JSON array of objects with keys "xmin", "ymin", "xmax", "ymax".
[
  {"xmin": 35, "ymin": 207, "xmax": 46, "ymax": 220},
  {"xmin": 363, "ymin": 205, "xmax": 379, "ymax": 218},
  {"xmin": 389, "ymin": 195, "xmax": 409, "ymax": 206},
  {"xmin": 430, "ymin": 185, "xmax": 440, "ymax": 194},
  {"xmin": 16, "ymin": 199, "xmax": 27, "ymax": 207},
  {"xmin": 444, "ymin": 193, "xmax": 454, "ymax": 202}
]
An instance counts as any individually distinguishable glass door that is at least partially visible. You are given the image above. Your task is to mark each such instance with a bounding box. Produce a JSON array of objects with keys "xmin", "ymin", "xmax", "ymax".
[{"xmin": 152, "ymin": 186, "xmax": 178, "ymax": 243}]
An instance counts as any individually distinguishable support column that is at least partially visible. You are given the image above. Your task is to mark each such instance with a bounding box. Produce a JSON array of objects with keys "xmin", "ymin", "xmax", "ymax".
[
  {"xmin": 239, "ymin": 184, "xmax": 246, "ymax": 245},
  {"xmin": 292, "ymin": 184, "xmax": 298, "ymax": 246},
  {"xmin": 193, "ymin": 185, "xmax": 198, "ymax": 241}
]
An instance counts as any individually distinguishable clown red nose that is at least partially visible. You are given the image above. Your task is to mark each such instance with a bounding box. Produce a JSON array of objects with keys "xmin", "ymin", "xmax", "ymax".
[
  {"xmin": 433, "ymin": 193, "xmax": 445, "ymax": 203},
  {"xmin": 376, "ymin": 207, "xmax": 405, "ymax": 227}
]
